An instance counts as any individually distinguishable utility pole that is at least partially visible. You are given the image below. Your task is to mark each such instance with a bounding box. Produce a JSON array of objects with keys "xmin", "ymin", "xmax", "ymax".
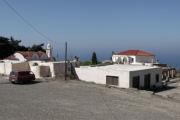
[{"xmin": 65, "ymin": 42, "xmax": 67, "ymax": 80}]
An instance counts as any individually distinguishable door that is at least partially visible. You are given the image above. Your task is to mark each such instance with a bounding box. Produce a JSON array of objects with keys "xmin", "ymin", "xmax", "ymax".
[
  {"xmin": 106, "ymin": 76, "xmax": 119, "ymax": 86},
  {"xmin": 144, "ymin": 74, "xmax": 151, "ymax": 89},
  {"xmin": 132, "ymin": 76, "xmax": 140, "ymax": 89}
]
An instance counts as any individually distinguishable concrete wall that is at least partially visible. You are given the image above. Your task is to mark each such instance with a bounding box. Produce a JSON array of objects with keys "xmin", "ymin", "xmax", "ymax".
[
  {"xmin": 129, "ymin": 68, "xmax": 162, "ymax": 88},
  {"xmin": 29, "ymin": 61, "xmax": 72, "ymax": 78},
  {"xmin": 0, "ymin": 62, "xmax": 30, "ymax": 75},
  {"xmin": 0, "ymin": 60, "xmax": 75, "ymax": 78},
  {"xmin": 12, "ymin": 62, "xmax": 30, "ymax": 71},
  {"xmin": 31, "ymin": 66, "xmax": 50, "ymax": 78},
  {"xmin": 52, "ymin": 62, "xmax": 72, "ymax": 77},
  {"xmin": 0, "ymin": 63, "xmax": 12, "ymax": 75},
  {"xmin": 75, "ymin": 66, "xmax": 162, "ymax": 89},
  {"xmin": 0, "ymin": 63, "xmax": 5, "ymax": 74},
  {"xmin": 75, "ymin": 67, "xmax": 130, "ymax": 88}
]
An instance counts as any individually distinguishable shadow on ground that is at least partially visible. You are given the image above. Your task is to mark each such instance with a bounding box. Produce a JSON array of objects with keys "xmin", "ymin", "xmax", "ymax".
[
  {"xmin": 154, "ymin": 86, "xmax": 177, "ymax": 93},
  {"xmin": 17, "ymin": 81, "xmax": 42, "ymax": 85},
  {"xmin": 0, "ymin": 80, "xmax": 42, "ymax": 85}
]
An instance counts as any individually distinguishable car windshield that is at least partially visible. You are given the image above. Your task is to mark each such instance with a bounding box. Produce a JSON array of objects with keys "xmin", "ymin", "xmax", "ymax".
[{"xmin": 18, "ymin": 71, "xmax": 31, "ymax": 75}]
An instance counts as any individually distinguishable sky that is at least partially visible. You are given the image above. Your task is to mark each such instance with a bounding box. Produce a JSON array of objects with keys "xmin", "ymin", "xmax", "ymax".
[{"xmin": 0, "ymin": 0, "xmax": 180, "ymax": 68}]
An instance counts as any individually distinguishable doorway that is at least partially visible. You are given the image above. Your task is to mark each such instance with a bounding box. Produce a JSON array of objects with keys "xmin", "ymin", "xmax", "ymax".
[
  {"xmin": 132, "ymin": 76, "xmax": 140, "ymax": 89},
  {"xmin": 144, "ymin": 74, "xmax": 151, "ymax": 89}
]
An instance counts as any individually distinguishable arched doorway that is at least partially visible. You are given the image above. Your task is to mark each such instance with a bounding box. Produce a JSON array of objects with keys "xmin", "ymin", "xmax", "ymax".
[{"xmin": 123, "ymin": 57, "xmax": 128, "ymax": 64}]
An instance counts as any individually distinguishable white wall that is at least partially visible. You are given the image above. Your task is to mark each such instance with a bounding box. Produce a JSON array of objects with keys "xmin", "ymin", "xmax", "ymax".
[
  {"xmin": 75, "ymin": 67, "xmax": 130, "ymax": 88},
  {"xmin": 129, "ymin": 68, "xmax": 162, "ymax": 88},
  {"xmin": 31, "ymin": 66, "xmax": 50, "ymax": 78},
  {"xmin": 14, "ymin": 53, "xmax": 27, "ymax": 62},
  {"xmin": 0, "ymin": 62, "xmax": 31, "ymax": 75},
  {"xmin": 1, "ymin": 60, "xmax": 20, "ymax": 63},
  {"xmin": 75, "ymin": 66, "xmax": 162, "ymax": 89},
  {"xmin": 112, "ymin": 55, "xmax": 154, "ymax": 64},
  {"xmin": 29, "ymin": 61, "xmax": 72, "ymax": 78},
  {"xmin": 0, "ymin": 63, "xmax": 12, "ymax": 75},
  {"xmin": 135, "ymin": 56, "xmax": 154, "ymax": 64}
]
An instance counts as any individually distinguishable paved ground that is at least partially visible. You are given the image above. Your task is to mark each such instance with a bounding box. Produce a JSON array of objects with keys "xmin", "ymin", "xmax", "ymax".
[
  {"xmin": 0, "ymin": 77, "xmax": 180, "ymax": 120},
  {"xmin": 156, "ymin": 78, "xmax": 180, "ymax": 100}
]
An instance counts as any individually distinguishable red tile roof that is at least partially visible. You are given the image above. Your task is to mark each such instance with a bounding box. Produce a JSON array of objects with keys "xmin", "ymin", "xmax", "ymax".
[
  {"xmin": 4, "ymin": 55, "xmax": 19, "ymax": 60},
  {"xmin": 16, "ymin": 51, "xmax": 46, "ymax": 60},
  {"xmin": 114, "ymin": 50, "xmax": 155, "ymax": 56},
  {"xmin": 5, "ymin": 51, "xmax": 51, "ymax": 61},
  {"xmin": 16, "ymin": 51, "xmax": 37, "ymax": 60},
  {"xmin": 37, "ymin": 51, "xmax": 45, "ymax": 57}
]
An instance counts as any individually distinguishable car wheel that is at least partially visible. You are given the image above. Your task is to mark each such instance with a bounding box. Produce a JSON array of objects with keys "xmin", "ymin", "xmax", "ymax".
[{"xmin": 10, "ymin": 79, "xmax": 16, "ymax": 84}]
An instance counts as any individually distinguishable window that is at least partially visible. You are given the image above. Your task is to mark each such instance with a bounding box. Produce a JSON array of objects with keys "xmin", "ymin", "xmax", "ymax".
[
  {"xmin": 132, "ymin": 58, "xmax": 134, "ymax": 63},
  {"xmin": 156, "ymin": 74, "xmax": 159, "ymax": 83},
  {"xmin": 106, "ymin": 76, "xmax": 119, "ymax": 85},
  {"xmin": 10, "ymin": 72, "xmax": 15, "ymax": 76},
  {"xmin": 10, "ymin": 72, "xmax": 17, "ymax": 76}
]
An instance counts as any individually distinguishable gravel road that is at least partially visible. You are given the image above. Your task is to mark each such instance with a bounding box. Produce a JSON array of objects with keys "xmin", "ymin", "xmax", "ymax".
[{"xmin": 0, "ymin": 77, "xmax": 180, "ymax": 120}]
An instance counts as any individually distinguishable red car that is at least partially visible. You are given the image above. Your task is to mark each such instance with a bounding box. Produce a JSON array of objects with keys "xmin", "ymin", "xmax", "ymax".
[{"xmin": 9, "ymin": 71, "xmax": 35, "ymax": 84}]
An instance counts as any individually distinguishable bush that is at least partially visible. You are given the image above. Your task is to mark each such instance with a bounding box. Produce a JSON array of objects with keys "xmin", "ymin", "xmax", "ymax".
[{"xmin": 80, "ymin": 61, "xmax": 92, "ymax": 66}]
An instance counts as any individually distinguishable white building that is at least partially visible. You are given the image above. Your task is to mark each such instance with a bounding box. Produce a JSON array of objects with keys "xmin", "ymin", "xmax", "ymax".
[
  {"xmin": 1, "ymin": 43, "xmax": 54, "ymax": 63},
  {"xmin": 112, "ymin": 50, "xmax": 155, "ymax": 65},
  {"xmin": 75, "ymin": 64, "xmax": 162, "ymax": 89},
  {"xmin": 0, "ymin": 60, "xmax": 74, "ymax": 78},
  {"xmin": 46, "ymin": 43, "xmax": 52, "ymax": 58}
]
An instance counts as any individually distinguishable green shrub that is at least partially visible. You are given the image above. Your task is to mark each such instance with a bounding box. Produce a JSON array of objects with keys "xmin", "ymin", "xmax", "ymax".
[{"xmin": 80, "ymin": 61, "xmax": 92, "ymax": 66}]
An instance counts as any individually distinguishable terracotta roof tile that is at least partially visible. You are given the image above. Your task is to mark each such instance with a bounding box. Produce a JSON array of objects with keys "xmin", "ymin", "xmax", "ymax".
[
  {"xmin": 114, "ymin": 50, "xmax": 155, "ymax": 56},
  {"xmin": 16, "ymin": 51, "xmax": 47, "ymax": 60},
  {"xmin": 4, "ymin": 55, "xmax": 19, "ymax": 60},
  {"xmin": 37, "ymin": 51, "xmax": 45, "ymax": 57},
  {"xmin": 5, "ymin": 51, "xmax": 51, "ymax": 61}
]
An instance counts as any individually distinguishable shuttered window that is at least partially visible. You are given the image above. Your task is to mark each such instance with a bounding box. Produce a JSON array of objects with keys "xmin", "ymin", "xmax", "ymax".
[{"xmin": 106, "ymin": 76, "xmax": 119, "ymax": 85}]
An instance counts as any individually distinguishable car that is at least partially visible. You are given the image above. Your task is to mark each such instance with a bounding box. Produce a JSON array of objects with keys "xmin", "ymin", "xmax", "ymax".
[{"xmin": 9, "ymin": 71, "xmax": 35, "ymax": 84}]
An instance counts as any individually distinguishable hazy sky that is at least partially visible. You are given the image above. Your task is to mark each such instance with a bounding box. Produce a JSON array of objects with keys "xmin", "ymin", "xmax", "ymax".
[{"xmin": 0, "ymin": 0, "xmax": 180, "ymax": 67}]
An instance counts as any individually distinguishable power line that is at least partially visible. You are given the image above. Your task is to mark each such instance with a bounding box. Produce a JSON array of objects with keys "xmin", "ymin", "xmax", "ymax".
[{"xmin": 2, "ymin": 0, "xmax": 53, "ymax": 42}]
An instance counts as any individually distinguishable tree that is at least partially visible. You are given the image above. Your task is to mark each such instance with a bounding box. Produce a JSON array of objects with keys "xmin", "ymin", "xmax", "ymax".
[
  {"xmin": 0, "ymin": 35, "xmax": 46, "ymax": 60},
  {"xmin": 29, "ymin": 43, "xmax": 45, "ymax": 52},
  {"xmin": 91, "ymin": 52, "xmax": 98, "ymax": 65},
  {"xmin": 9, "ymin": 36, "xmax": 28, "ymax": 51},
  {"xmin": 0, "ymin": 36, "xmax": 14, "ymax": 59}
]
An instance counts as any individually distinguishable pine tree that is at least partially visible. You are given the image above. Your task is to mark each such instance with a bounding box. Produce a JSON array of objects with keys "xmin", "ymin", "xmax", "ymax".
[{"xmin": 91, "ymin": 52, "xmax": 98, "ymax": 65}]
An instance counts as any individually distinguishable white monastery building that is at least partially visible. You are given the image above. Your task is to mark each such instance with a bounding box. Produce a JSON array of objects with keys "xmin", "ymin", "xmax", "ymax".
[
  {"xmin": 2, "ymin": 43, "xmax": 54, "ymax": 63},
  {"xmin": 0, "ymin": 43, "xmax": 80, "ymax": 78},
  {"xmin": 112, "ymin": 50, "xmax": 155, "ymax": 65},
  {"xmin": 75, "ymin": 64, "xmax": 162, "ymax": 89}
]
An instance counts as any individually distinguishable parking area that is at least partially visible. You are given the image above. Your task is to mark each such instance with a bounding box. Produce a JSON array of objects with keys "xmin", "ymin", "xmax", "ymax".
[{"xmin": 0, "ymin": 77, "xmax": 180, "ymax": 120}]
